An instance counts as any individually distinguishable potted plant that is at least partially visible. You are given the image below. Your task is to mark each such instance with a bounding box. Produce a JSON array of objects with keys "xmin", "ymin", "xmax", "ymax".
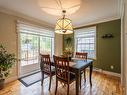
[
  {"xmin": 64, "ymin": 36, "xmax": 73, "ymax": 60},
  {"xmin": 0, "ymin": 44, "xmax": 16, "ymax": 89},
  {"xmin": 63, "ymin": 47, "xmax": 73, "ymax": 61}
]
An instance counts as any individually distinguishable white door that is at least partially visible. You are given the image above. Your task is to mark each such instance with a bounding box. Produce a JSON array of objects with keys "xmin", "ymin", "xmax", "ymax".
[
  {"xmin": 19, "ymin": 32, "xmax": 54, "ymax": 77},
  {"xmin": 19, "ymin": 33, "xmax": 40, "ymax": 77}
]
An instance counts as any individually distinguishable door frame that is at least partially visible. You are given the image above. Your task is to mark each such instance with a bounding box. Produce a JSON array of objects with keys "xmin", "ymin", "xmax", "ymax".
[{"xmin": 17, "ymin": 32, "xmax": 54, "ymax": 78}]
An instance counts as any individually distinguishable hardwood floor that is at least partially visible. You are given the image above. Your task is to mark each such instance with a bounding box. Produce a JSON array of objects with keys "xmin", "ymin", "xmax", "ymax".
[{"xmin": 0, "ymin": 71, "xmax": 123, "ymax": 95}]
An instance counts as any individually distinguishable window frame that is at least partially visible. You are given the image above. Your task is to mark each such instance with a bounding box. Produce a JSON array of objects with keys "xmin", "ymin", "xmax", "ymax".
[
  {"xmin": 20, "ymin": 32, "xmax": 54, "ymax": 66},
  {"xmin": 17, "ymin": 21, "xmax": 54, "ymax": 66},
  {"xmin": 74, "ymin": 26, "xmax": 96, "ymax": 59}
]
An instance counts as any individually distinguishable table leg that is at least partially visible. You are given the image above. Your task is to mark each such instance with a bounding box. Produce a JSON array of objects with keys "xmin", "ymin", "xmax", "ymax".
[
  {"xmin": 76, "ymin": 70, "xmax": 80, "ymax": 95},
  {"xmin": 89, "ymin": 63, "xmax": 93, "ymax": 86}
]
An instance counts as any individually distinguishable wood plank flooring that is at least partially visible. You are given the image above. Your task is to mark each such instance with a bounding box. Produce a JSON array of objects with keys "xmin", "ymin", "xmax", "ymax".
[{"xmin": 0, "ymin": 71, "xmax": 123, "ymax": 95}]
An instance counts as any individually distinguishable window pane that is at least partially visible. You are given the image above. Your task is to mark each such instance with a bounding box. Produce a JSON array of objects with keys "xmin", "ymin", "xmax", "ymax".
[
  {"xmin": 40, "ymin": 36, "xmax": 52, "ymax": 56},
  {"xmin": 20, "ymin": 33, "xmax": 54, "ymax": 66},
  {"xmin": 75, "ymin": 27, "xmax": 96, "ymax": 58},
  {"xmin": 20, "ymin": 34, "xmax": 39, "ymax": 66}
]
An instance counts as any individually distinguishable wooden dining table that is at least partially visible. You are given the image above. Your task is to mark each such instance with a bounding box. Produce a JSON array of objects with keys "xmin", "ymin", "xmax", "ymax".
[
  {"xmin": 51, "ymin": 58, "xmax": 93, "ymax": 95},
  {"xmin": 69, "ymin": 59, "xmax": 93, "ymax": 95}
]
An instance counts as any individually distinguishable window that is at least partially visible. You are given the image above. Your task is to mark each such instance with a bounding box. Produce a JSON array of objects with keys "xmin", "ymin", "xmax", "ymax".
[
  {"xmin": 17, "ymin": 21, "xmax": 54, "ymax": 66},
  {"xmin": 75, "ymin": 26, "xmax": 96, "ymax": 58},
  {"xmin": 20, "ymin": 33, "xmax": 39, "ymax": 66}
]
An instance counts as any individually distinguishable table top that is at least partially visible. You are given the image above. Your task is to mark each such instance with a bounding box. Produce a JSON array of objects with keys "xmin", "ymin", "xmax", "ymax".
[
  {"xmin": 69, "ymin": 59, "xmax": 93, "ymax": 70},
  {"xmin": 51, "ymin": 59, "xmax": 93, "ymax": 71}
]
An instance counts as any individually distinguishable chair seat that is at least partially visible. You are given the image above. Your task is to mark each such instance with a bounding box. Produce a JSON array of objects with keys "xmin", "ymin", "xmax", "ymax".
[
  {"xmin": 57, "ymin": 72, "xmax": 75, "ymax": 83},
  {"xmin": 69, "ymin": 72, "xmax": 75, "ymax": 82},
  {"xmin": 43, "ymin": 66, "xmax": 55, "ymax": 75}
]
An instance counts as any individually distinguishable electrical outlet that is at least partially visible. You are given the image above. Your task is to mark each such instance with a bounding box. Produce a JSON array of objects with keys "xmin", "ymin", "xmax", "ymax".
[{"xmin": 110, "ymin": 65, "xmax": 114, "ymax": 69}]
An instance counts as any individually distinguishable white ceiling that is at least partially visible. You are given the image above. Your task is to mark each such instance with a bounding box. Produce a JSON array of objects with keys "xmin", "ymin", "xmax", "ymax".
[
  {"xmin": 0, "ymin": 0, "xmax": 120, "ymax": 27},
  {"xmin": 38, "ymin": 0, "xmax": 82, "ymax": 16}
]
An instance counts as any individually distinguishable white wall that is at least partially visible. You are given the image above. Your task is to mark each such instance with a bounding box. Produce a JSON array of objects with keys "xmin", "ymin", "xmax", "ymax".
[
  {"xmin": 54, "ymin": 33, "xmax": 63, "ymax": 56},
  {"xmin": 0, "ymin": 11, "xmax": 63, "ymax": 83}
]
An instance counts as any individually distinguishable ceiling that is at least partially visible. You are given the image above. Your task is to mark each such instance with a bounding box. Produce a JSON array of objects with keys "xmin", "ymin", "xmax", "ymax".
[{"xmin": 0, "ymin": 0, "xmax": 120, "ymax": 28}]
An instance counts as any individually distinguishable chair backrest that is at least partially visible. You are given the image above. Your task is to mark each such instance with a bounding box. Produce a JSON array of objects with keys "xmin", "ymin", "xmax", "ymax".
[
  {"xmin": 53, "ymin": 55, "xmax": 69, "ymax": 81},
  {"xmin": 40, "ymin": 54, "xmax": 51, "ymax": 74},
  {"xmin": 75, "ymin": 52, "xmax": 87, "ymax": 59}
]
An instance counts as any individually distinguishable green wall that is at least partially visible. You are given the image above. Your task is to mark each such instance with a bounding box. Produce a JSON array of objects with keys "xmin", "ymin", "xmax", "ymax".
[
  {"xmin": 96, "ymin": 19, "xmax": 121, "ymax": 73},
  {"xmin": 63, "ymin": 19, "xmax": 121, "ymax": 73}
]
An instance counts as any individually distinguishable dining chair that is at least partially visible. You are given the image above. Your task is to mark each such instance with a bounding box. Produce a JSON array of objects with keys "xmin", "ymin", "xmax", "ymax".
[
  {"xmin": 75, "ymin": 52, "xmax": 87, "ymax": 59},
  {"xmin": 75, "ymin": 52, "xmax": 87, "ymax": 88},
  {"xmin": 53, "ymin": 55, "xmax": 76, "ymax": 95},
  {"xmin": 40, "ymin": 54, "xmax": 55, "ymax": 90}
]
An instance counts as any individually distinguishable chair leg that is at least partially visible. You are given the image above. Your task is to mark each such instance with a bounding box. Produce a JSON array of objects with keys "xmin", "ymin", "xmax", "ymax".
[
  {"xmin": 41, "ymin": 71, "xmax": 44, "ymax": 86},
  {"xmin": 48, "ymin": 75, "xmax": 52, "ymax": 90},
  {"xmin": 67, "ymin": 84, "xmax": 69, "ymax": 95},
  {"xmin": 80, "ymin": 73, "xmax": 81, "ymax": 89},
  {"xmin": 55, "ymin": 79, "xmax": 58, "ymax": 95},
  {"xmin": 84, "ymin": 69, "xmax": 86, "ymax": 82}
]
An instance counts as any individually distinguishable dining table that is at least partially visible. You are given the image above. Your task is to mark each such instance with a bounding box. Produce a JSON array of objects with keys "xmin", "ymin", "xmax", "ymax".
[
  {"xmin": 69, "ymin": 59, "xmax": 93, "ymax": 95},
  {"xmin": 52, "ymin": 58, "xmax": 93, "ymax": 95}
]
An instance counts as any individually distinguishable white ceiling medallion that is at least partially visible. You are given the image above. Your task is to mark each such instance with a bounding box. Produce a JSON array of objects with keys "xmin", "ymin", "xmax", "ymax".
[{"xmin": 38, "ymin": 0, "xmax": 81, "ymax": 16}]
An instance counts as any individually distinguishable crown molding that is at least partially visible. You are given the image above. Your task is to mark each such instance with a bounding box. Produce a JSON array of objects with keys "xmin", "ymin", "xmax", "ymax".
[
  {"xmin": 0, "ymin": 7, "xmax": 54, "ymax": 30},
  {"xmin": 74, "ymin": 16, "xmax": 121, "ymax": 29},
  {"xmin": 0, "ymin": 7, "xmax": 121, "ymax": 30}
]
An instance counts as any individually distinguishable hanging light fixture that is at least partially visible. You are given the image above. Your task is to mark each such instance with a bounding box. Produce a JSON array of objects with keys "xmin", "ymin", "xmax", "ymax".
[
  {"xmin": 55, "ymin": 10, "xmax": 73, "ymax": 34},
  {"xmin": 38, "ymin": 0, "xmax": 82, "ymax": 34}
]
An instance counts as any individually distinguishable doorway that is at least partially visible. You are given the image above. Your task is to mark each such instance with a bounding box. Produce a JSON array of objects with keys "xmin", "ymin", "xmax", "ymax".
[{"xmin": 19, "ymin": 32, "xmax": 54, "ymax": 77}]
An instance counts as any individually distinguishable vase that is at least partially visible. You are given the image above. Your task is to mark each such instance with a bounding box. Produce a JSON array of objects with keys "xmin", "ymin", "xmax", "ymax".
[{"xmin": 0, "ymin": 79, "xmax": 5, "ymax": 90}]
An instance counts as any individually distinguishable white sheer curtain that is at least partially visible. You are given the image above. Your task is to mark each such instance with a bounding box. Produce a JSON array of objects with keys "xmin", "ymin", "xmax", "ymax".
[{"xmin": 17, "ymin": 21, "xmax": 54, "ymax": 37}]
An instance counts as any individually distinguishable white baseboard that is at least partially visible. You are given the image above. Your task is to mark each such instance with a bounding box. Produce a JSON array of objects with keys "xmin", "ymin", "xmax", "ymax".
[
  {"xmin": 92, "ymin": 68, "xmax": 121, "ymax": 77},
  {"xmin": 4, "ymin": 69, "xmax": 40, "ymax": 83},
  {"xmin": 5, "ymin": 76, "xmax": 18, "ymax": 84},
  {"xmin": 102, "ymin": 70, "xmax": 121, "ymax": 77}
]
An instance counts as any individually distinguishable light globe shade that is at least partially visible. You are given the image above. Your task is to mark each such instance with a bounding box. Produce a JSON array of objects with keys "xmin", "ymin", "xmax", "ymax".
[{"xmin": 55, "ymin": 18, "xmax": 73, "ymax": 34}]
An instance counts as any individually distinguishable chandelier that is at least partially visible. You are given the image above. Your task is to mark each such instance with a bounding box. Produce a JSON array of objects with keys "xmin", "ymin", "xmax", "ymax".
[
  {"xmin": 55, "ymin": 10, "xmax": 73, "ymax": 34},
  {"xmin": 38, "ymin": 0, "xmax": 82, "ymax": 34}
]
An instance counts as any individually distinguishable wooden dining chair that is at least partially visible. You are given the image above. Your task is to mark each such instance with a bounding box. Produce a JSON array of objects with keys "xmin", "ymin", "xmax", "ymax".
[
  {"xmin": 40, "ymin": 54, "xmax": 55, "ymax": 90},
  {"xmin": 75, "ymin": 52, "xmax": 87, "ymax": 59},
  {"xmin": 75, "ymin": 52, "xmax": 87, "ymax": 88},
  {"xmin": 53, "ymin": 55, "xmax": 76, "ymax": 95}
]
